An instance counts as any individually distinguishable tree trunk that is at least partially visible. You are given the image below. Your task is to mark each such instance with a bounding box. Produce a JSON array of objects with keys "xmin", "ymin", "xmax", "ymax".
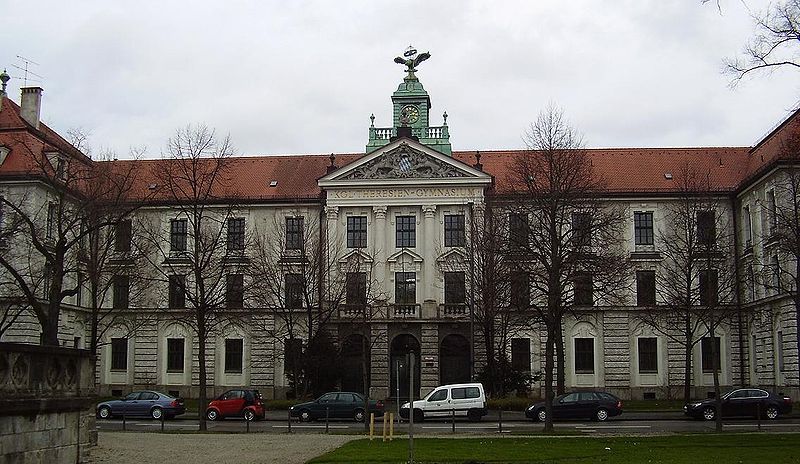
[
  {"xmin": 710, "ymin": 322, "xmax": 723, "ymax": 432},
  {"xmin": 198, "ymin": 311, "xmax": 208, "ymax": 432},
  {"xmin": 683, "ymin": 313, "xmax": 693, "ymax": 403},
  {"xmin": 362, "ymin": 330, "xmax": 370, "ymax": 431},
  {"xmin": 543, "ymin": 324, "xmax": 555, "ymax": 433},
  {"xmin": 555, "ymin": 326, "xmax": 565, "ymax": 395}
]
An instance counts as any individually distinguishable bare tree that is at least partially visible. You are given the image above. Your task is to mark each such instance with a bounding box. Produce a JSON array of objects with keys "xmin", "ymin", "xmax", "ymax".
[
  {"xmin": 505, "ymin": 104, "xmax": 628, "ymax": 431},
  {"xmin": 722, "ymin": 0, "xmax": 800, "ymax": 84},
  {"xmin": 138, "ymin": 124, "xmax": 236, "ymax": 431}
]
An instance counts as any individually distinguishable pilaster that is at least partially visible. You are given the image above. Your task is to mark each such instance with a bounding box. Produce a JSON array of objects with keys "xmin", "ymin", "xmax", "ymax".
[
  {"xmin": 420, "ymin": 323, "xmax": 439, "ymax": 392},
  {"xmin": 369, "ymin": 323, "xmax": 389, "ymax": 398},
  {"xmin": 373, "ymin": 206, "xmax": 388, "ymax": 284},
  {"xmin": 422, "ymin": 204, "xmax": 437, "ymax": 303}
]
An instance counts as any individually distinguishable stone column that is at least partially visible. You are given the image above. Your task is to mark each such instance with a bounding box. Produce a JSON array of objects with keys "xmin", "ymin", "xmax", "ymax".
[
  {"xmin": 422, "ymin": 205, "xmax": 437, "ymax": 303},
  {"xmin": 373, "ymin": 206, "xmax": 388, "ymax": 286},
  {"xmin": 420, "ymin": 323, "xmax": 440, "ymax": 391},
  {"xmin": 325, "ymin": 206, "xmax": 340, "ymax": 248}
]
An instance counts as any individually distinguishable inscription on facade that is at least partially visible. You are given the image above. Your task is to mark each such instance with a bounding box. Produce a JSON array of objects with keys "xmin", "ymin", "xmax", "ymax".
[{"xmin": 332, "ymin": 187, "xmax": 481, "ymax": 200}]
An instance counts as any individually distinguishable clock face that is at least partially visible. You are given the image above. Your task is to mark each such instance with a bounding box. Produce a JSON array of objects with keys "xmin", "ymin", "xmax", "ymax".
[{"xmin": 400, "ymin": 105, "xmax": 420, "ymax": 124}]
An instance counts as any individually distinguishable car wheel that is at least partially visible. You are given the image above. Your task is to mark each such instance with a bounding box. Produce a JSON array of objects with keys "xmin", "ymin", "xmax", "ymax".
[
  {"xmin": 151, "ymin": 407, "xmax": 163, "ymax": 420},
  {"xmin": 765, "ymin": 406, "xmax": 779, "ymax": 420},
  {"xmin": 299, "ymin": 410, "xmax": 312, "ymax": 422},
  {"xmin": 97, "ymin": 406, "xmax": 111, "ymax": 420},
  {"xmin": 353, "ymin": 409, "xmax": 366, "ymax": 422},
  {"xmin": 536, "ymin": 409, "xmax": 547, "ymax": 422},
  {"xmin": 206, "ymin": 409, "xmax": 219, "ymax": 421},
  {"xmin": 412, "ymin": 409, "xmax": 424, "ymax": 423},
  {"xmin": 702, "ymin": 407, "xmax": 716, "ymax": 421},
  {"xmin": 243, "ymin": 409, "xmax": 255, "ymax": 421},
  {"xmin": 467, "ymin": 409, "xmax": 482, "ymax": 422},
  {"xmin": 594, "ymin": 408, "xmax": 609, "ymax": 422}
]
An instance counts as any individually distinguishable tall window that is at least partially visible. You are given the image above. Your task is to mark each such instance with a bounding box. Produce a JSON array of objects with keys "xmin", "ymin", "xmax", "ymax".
[
  {"xmin": 511, "ymin": 338, "xmax": 531, "ymax": 372},
  {"xmin": 636, "ymin": 270, "xmax": 656, "ymax": 306},
  {"xmin": 396, "ymin": 216, "xmax": 416, "ymax": 248},
  {"xmin": 634, "ymin": 212, "xmax": 654, "ymax": 246},
  {"xmin": 777, "ymin": 331, "xmax": 785, "ymax": 372},
  {"xmin": 697, "ymin": 210, "xmax": 715, "ymax": 246},
  {"xmin": 168, "ymin": 275, "xmax": 186, "ymax": 309},
  {"xmin": 509, "ymin": 213, "xmax": 529, "ymax": 250},
  {"xmin": 285, "ymin": 273, "xmax": 303, "ymax": 309},
  {"xmin": 166, "ymin": 338, "xmax": 185, "ymax": 372},
  {"xmin": 347, "ymin": 216, "xmax": 367, "ymax": 248},
  {"xmin": 574, "ymin": 338, "xmax": 594, "ymax": 374},
  {"xmin": 771, "ymin": 254, "xmax": 781, "ymax": 294},
  {"xmin": 572, "ymin": 212, "xmax": 592, "ymax": 248},
  {"xmin": 444, "ymin": 214, "xmax": 465, "ymax": 247},
  {"xmin": 46, "ymin": 202, "xmax": 58, "ymax": 239},
  {"xmin": 699, "ymin": 269, "xmax": 719, "ymax": 306},
  {"xmin": 110, "ymin": 337, "xmax": 127, "ymax": 371},
  {"xmin": 701, "ymin": 336, "xmax": 721, "ymax": 373},
  {"xmin": 511, "ymin": 272, "xmax": 530, "ymax": 308},
  {"xmin": 743, "ymin": 206, "xmax": 752, "ymax": 247},
  {"xmin": 573, "ymin": 273, "xmax": 593, "ymax": 306},
  {"xmin": 637, "ymin": 337, "xmax": 658, "ymax": 373},
  {"xmin": 395, "ymin": 272, "xmax": 416, "ymax": 305},
  {"xmin": 112, "ymin": 275, "xmax": 130, "ymax": 309},
  {"xmin": 284, "ymin": 338, "xmax": 303, "ymax": 372},
  {"xmin": 75, "ymin": 271, "xmax": 83, "ymax": 306},
  {"xmin": 285, "ymin": 217, "xmax": 303, "ymax": 250},
  {"xmin": 224, "ymin": 338, "xmax": 244, "ymax": 374},
  {"xmin": 346, "ymin": 272, "xmax": 367, "ymax": 306},
  {"xmin": 170, "ymin": 219, "xmax": 187, "ymax": 252},
  {"xmin": 444, "ymin": 272, "xmax": 466, "ymax": 305},
  {"xmin": 767, "ymin": 190, "xmax": 777, "ymax": 236},
  {"xmin": 226, "ymin": 274, "xmax": 244, "ymax": 308},
  {"xmin": 227, "ymin": 218, "xmax": 245, "ymax": 252},
  {"xmin": 115, "ymin": 219, "xmax": 132, "ymax": 252}
]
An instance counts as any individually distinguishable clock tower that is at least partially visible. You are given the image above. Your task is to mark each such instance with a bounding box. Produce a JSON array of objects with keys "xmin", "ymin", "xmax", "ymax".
[{"xmin": 367, "ymin": 47, "xmax": 452, "ymax": 155}]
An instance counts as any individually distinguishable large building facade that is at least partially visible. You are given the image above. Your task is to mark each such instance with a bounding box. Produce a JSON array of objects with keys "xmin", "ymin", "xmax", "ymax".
[{"xmin": 1, "ymin": 58, "xmax": 798, "ymax": 401}]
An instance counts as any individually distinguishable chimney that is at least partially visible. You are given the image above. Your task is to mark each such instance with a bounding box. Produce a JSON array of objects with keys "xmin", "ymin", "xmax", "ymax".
[{"xmin": 20, "ymin": 86, "xmax": 43, "ymax": 129}]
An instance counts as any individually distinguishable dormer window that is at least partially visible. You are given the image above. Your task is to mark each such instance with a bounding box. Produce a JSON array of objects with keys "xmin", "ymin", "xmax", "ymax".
[
  {"xmin": 0, "ymin": 145, "xmax": 9, "ymax": 166},
  {"xmin": 45, "ymin": 152, "xmax": 68, "ymax": 180}
]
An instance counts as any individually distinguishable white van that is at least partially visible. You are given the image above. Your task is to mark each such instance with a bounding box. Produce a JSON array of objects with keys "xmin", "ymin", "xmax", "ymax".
[{"xmin": 399, "ymin": 383, "xmax": 487, "ymax": 422}]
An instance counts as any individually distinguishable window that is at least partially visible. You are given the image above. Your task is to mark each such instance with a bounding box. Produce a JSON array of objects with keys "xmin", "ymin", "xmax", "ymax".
[
  {"xmin": 110, "ymin": 337, "xmax": 127, "ymax": 371},
  {"xmin": 285, "ymin": 273, "xmax": 303, "ymax": 309},
  {"xmin": 346, "ymin": 272, "xmax": 367, "ymax": 306},
  {"xmin": 634, "ymin": 212, "xmax": 654, "ymax": 246},
  {"xmin": 395, "ymin": 272, "xmax": 416, "ymax": 305},
  {"xmin": 112, "ymin": 275, "xmax": 130, "ymax": 309},
  {"xmin": 76, "ymin": 271, "xmax": 83, "ymax": 306},
  {"xmin": 573, "ymin": 273, "xmax": 593, "ymax": 306},
  {"xmin": 227, "ymin": 218, "xmax": 245, "ymax": 252},
  {"xmin": 170, "ymin": 219, "xmax": 187, "ymax": 252},
  {"xmin": 638, "ymin": 337, "xmax": 658, "ymax": 373},
  {"xmin": 114, "ymin": 219, "xmax": 132, "ymax": 252},
  {"xmin": 444, "ymin": 214, "xmax": 465, "ymax": 247},
  {"xmin": 572, "ymin": 212, "xmax": 592, "ymax": 248},
  {"xmin": 285, "ymin": 217, "xmax": 303, "ymax": 250},
  {"xmin": 743, "ymin": 206, "xmax": 752, "ymax": 247},
  {"xmin": 777, "ymin": 331, "xmax": 785, "ymax": 372},
  {"xmin": 767, "ymin": 190, "xmax": 777, "ymax": 235},
  {"xmin": 396, "ymin": 215, "xmax": 416, "ymax": 248},
  {"xmin": 347, "ymin": 216, "xmax": 367, "ymax": 248},
  {"xmin": 771, "ymin": 254, "xmax": 781, "ymax": 294},
  {"xmin": 697, "ymin": 211, "xmax": 715, "ymax": 247},
  {"xmin": 699, "ymin": 269, "xmax": 718, "ymax": 306},
  {"xmin": 701, "ymin": 336, "xmax": 721, "ymax": 373},
  {"xmin": 574, "ymin": 338, "xmax": 594, "ymax": 374},
  {"xmin": 226, "ymin": 274, "xmax": 244, "ymax": 308},
  {"xmin": 444, "ymin": 272, "xmax": 466, "ymax": 305},
  {"xmin": 509, "ymin": 213, "xmax": 529, "ymax": 250},
  {"xmin": 168, "ymin": 275, "xmax": 186, "ymax": 309},
  {"xmin": 511, "ymin": 272, "xmax": 530, "ymax": 308},
  {"xmin": 46, "ymin": 202, "xmax": 58, "ymax": 239},
  {"xmin": 166, "ymin": 338, "xmax": 185, "ymax": 372},
  {"xmin": 511, "ymin": 338, "xmax": 531, "ymax": 372},
  {"xmin": 225, "ymin": 338, "xmax": 244, "ymax": 373},
  {"xmin": 451, "ymin": 387, "xmax": 481, "ymax": 399},
  {"xmin": 428, "ymin": 389, "xmax": 448, "ymax": 401},
  {"xmin": 636, "ymin": 270, "xmax": 656, "ymax": 306},
  {"xmin": 284, "ymin": 338, "xmax": 303, "ymax": 372}
]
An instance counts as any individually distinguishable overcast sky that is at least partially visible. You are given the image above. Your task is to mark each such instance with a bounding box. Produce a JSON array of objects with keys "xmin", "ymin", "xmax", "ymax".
[{"xmin": 2, "ymin": 1, "xmax": 799, "ymax": 158}]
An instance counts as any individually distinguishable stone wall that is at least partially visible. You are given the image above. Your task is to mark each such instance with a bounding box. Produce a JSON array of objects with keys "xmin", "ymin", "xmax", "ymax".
[{"xmin": 0, "ymin": 343, "xmax": 96, "ymax": 464}]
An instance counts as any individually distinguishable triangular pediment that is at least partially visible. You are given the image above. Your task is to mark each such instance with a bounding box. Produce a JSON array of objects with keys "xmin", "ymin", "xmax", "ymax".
[
  {"xmin": 387, "ymin": 248, "xmax": 424, "ymax": 263},
  {"xmin": 338, "ymin": 248, "xmax": 374, "ymax": 264},
  {"xmin": 319, "ymin": 138, "xmax": 491, "ymax": 187}
]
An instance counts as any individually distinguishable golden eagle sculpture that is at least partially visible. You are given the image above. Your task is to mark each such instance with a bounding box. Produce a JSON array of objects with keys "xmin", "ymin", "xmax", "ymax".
[{"xmin": 394, "ymin": 46, "xmax": 430, "ymax": 79}]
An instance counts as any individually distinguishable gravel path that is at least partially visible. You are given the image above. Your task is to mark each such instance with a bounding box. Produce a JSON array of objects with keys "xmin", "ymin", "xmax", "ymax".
[{"xmin": 89, "ymin": 431, "xmax": 356, "ymax": 464}]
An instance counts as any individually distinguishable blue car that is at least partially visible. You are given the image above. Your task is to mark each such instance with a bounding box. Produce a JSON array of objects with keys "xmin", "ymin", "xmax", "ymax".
[{"xmin": 96, "ymin": 390, "xmax": 186, "ymax": 420}]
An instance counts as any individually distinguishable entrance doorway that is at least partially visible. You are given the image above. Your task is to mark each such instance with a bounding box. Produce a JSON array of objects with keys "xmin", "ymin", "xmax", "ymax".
[
  {"xmin": 339, "ymin": 334, "xmax": 368, "ymax": 393},
  {"xmin": 440, "ymin": 334, "xmax": 471, "ymax": 385},
  {"xmin": 390, "ymin": 334, "xmax": 421, "ymax": 400}
]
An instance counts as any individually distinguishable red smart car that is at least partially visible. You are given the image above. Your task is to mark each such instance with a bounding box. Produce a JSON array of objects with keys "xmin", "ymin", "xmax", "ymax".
[{"xmin": 206, "ymin": 389, "xmax": 265, "ymax": 421}]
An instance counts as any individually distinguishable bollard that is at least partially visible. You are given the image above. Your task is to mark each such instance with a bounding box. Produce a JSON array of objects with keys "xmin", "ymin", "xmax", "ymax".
[
  {"xmin": 161, "ymin": 410, "xmax": 165, "ymax": 432},
  {"xmin": 369, "ymin": 413, "xmax": 375, "ymax": 440},
  {"xmin": 122, "ymin": 412, "xmax": 126, "ymax": 431},
  {"xmin": 389, "ymin": 413, "xmax": 394, "ymax": 441},
  {"xmin": 287, "ymin": 409, "xmax": 292, "ymax": 434},
  {"xmin": 382, "ymin": 414, "xmax": 388, "ymax": 442},
  {"xmin": 325, "ymin": 407, "xmax": 330, "ymax": 434},
  {"xmin": 452, "ymin": 408, "xmax": 456, "ymax": 433},
  {"xmin": 246, "ymin": 416, "xmax": 250, "ymax": 433},
  {"xmin": 498, "ymin": 409, "xmax": 503, "ymax": 433},
  {"xmin": 757, "ymin": 401, "xmax": 762, "ymax": 431}
]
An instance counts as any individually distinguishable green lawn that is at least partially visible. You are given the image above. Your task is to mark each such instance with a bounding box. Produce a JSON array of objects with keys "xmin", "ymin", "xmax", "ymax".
[{"xmin": 309, "ymin": 434, "xmax": 800, "ymax": 463}]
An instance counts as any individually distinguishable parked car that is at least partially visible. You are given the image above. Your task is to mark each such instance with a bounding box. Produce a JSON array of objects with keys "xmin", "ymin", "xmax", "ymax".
[
  {"xmin": 684, "ymin": 388, "xmax": 793, "ymax": 420},
  {"xmin": 206, "ymin": 389, "xmax": 265, "ymax": 421},
  {"xmin": 96, "ymin": 391, "xmax": 185, "ymax": 420},
  {"xmin": 526, "ymin": 391, "xmax": 623, "ymax": 422},
  {"xmin": 290, "ymin": 392, "xmax": 384, "ymax": 422},
  {"xmin": 399, "ymin": 383, "xmax": 488, "ymax": 422}
]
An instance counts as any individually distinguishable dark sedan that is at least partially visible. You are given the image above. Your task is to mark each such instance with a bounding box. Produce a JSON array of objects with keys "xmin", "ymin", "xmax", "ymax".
[
  {"xmin": 684, "ymin": 388, "xmax": 793, "ymax": 420},
  {"xmin": 290, "ymin": 392, "xmax": 384, "ymax": 422},
  {"xmin": 526, "ymin": 391, "xmax": 623, "ymax": 422},
  {"xmin": 97, "ymin": 391, "xmax": 185, "ymax": 420}
]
